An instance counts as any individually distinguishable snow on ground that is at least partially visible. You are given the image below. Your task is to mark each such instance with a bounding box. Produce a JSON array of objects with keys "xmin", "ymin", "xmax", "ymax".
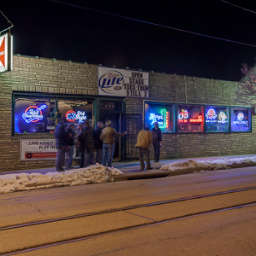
[
  {"xmin": 160, "ymin": 156, "xmax": 256, "ymax": 172},
  {"xmin": 0, "ymin": 164, "xmax": 123, "ymax": 194}
]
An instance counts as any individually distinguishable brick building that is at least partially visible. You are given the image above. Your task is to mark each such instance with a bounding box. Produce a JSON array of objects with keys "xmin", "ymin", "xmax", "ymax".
[{"xmin": 0, "ymin": 54, "xmax": 254, "ymax": 173}]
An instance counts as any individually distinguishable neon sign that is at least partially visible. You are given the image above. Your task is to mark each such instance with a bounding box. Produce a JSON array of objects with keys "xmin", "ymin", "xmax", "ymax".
[
  {"xmin": 65, "ymin": 110, "xmax": 87, "ymax": 123},
  {"xmin": 218, "ymin": 111, "xmax": 228, "ymax": 124},
  {"xmin": 189, "ymin": 115, "xmax": 203, "ymax": 123},
  {"xmin": 178, "ymin": 109, "xmax": 189, "ymax": 123},
  {"xmin": 166, "ymin": 110, "xmax": 170, "ymax": 128},
  {"xmin": 233, "ymin": 112, "xmax": 248, "ymax": 125},
  {"xmin": 149, "ymin": 109, "xmax": 170, "ymax": 129},
  {"xmin": 22, "ymin": 104, "xmax": 47, "ymax": 123},
  {"xmin": 206, "ymin": 108, "xmax": 217, "ymax": 123}
]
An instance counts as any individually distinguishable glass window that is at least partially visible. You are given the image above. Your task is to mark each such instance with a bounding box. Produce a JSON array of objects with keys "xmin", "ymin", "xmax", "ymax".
[
  {"xmin": 144, "ymin": 102, "xmax": 174, "ymax": 133},
  {"xmin": 177, "ymin": 105, "xmax": 204, "ymax": 133},
  {"xmin": 205, "ymin": 106, "xmax": 229, "ymax": 133},
  {"xmin": 231, "ymin": 107, "xmax": 251, "ymax": 132},
  {"xmin": 14, "ymin": 98, "xmax": 56, "ymax": 134},
  {"xmin": 57, "ymin": 100, "xmax": 93, "ymax": 125}
]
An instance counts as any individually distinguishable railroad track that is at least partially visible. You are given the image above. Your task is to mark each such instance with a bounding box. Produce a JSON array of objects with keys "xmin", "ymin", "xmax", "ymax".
[{"xmin": 1, "ymin": 186, "xmax": 256, "ymax": 256}]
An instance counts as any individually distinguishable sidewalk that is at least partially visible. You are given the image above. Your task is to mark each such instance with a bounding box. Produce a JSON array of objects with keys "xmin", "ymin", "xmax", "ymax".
[{"xmin": 1, "ymin": 154, "xmax": 256, "ymax": 180}]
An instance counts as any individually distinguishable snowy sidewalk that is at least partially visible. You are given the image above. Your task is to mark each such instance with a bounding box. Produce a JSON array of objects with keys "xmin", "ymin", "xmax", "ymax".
[{"xmin": 1, "ymin": 154, "xmax": 256, "ymax": 194}]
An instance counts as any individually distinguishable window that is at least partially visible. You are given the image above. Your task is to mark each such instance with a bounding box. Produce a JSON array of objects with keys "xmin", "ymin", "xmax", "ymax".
[
  {"xmin": 231, "ymin": 107, "xmax": 251, "ymax": 132},
  {"xmin": 144, "ymin": 102, "xmax": 174, "ymax": 133},
  {"xmin": 205, "ymin": 106, "xmax": 229, "ymax": 133},
  {"xmin": 57, "ymin": 100, "xmax": 93, "ymax": 125},
  {"xmin": 177, "ymin": 104, "xmax": 204, "ymax": 133},
  {"xmin": 14, "ymin": 96, "xmax": 93, "ymax": 134}
]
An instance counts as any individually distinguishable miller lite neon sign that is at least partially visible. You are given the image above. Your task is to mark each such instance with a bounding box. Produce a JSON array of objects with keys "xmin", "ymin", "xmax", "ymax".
[{"xmin": 0, "ymin": 33, "xmax": 13, "ymax": 73}]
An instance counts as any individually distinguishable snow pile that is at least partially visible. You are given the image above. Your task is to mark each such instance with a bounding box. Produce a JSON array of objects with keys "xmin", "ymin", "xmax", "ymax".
[
  {"xmin": 160, "ymin": 156, "xmax": 256, "ymax": 172},
  {"xmin": 0, "ymin": 164, "xmax": 123, "ymax": 194}
]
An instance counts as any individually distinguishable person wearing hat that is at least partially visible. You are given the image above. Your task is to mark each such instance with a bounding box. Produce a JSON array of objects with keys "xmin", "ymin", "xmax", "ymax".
[
  {"xmin": 65, "ymin": 122, "xmax": 75, "ymax": 169},
  {"xmin": 77, "ymin": 122, "xmax": 87, "ymax": 168},
  {"xmin": 100, "ymin": 120, "xmax": 127, "ymax": 167}
]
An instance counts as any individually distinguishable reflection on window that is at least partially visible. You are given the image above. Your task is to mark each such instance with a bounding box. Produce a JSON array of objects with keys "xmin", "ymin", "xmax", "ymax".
[
  {"xmin": 177, "ymin": 105, "xmax": 204, "ymax": 133},
  {"xmin": 144, "ymin": 103, "xmax": 174, "ymax": 133},
  {"xmin": 205, "ymin": 106, "xmax": 229, "ymax": 132},
  {"xmin": 57, "ymin": 100, "xmax": 93, "ymax": 124},
  {"xmin": 15, "ymin": 98, "xmax": 55, "ymax": 134},
  {"xmin": 231, "ymin": 107, "xmax": 251, "ymax": 132}
]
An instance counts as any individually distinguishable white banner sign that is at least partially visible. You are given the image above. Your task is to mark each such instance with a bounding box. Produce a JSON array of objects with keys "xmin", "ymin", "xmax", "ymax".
[
  {"xmin": 0, "ymin": 33, "xmax": 13, "ymax": 73},
  {"xmin": 20, "ymin": 139, "xmax": 57, "ymax": 160},
  {"xmin": 98, "ymin": 67, "xmax": 149, "ymax": 98}
]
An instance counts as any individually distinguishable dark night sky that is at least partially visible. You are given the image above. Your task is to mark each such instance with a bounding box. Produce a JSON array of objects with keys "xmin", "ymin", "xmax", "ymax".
[{"xmin": 1, "ymin": 0, "xmax": 256, "ymax": 81}]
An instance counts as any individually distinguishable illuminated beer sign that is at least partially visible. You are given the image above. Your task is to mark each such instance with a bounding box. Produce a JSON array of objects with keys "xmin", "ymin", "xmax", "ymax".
[
  {"xmin": 65, "ymin": 110, "xmax": 87, "ymax": 123},
  {"xmin": 149, "ymin": 109, "xmax": 170, "ymax": 129},
  {"xmin": 178, "ymin": 109, "xmax": 189, "ymax": 123},
  {"xmin": 22, "ymin": 104, "xmax": 47, "ymax": 123}
]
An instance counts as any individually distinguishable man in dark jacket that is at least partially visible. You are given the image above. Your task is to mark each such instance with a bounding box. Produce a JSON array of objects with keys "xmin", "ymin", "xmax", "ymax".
[
  {"xmin": 83, "ymin": 120, "xmax": 95, "ymax": 167},
  {"xmin": 55, "ymin": 118, "xmax": 67, "ymax": 171},
  {"xmin": 151, "ymin": 122, "xmax": 162, "ymax": 162},
  {"xmin": 77, "ymin": 123, "xmax": 87, "ymax": 168},
  {"xmin": 93, "ymin": 122, "xmax": 103, "ymax": 164},
  {"xmin": 65, "ymin": 123, "xmax": 75, "ymax": 169}
]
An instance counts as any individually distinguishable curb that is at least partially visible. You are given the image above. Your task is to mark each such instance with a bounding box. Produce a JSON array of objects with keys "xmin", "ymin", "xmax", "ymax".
[{"xmin": 115, "ymin": 162, "xmax": 256, "ymax": 181}]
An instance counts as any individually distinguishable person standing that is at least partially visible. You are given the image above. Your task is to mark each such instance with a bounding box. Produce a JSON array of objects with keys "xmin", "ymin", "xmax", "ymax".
[
  {"xmin": 100, "ymin": 120, "xmax": 127, "ymax": 167},
  {"xmin": 151, "ymin": 122, "xmax": 162, "ymax": 162},
  {"xmin": 77, "ymin": 123, "xmax": 87, "ymax": 168},
  {"xmin": 83, "ymin": 120, "xmax": 95, "ymax": 167},
  {"xmin": 93, "ymin": 121, "xmax": 103, "ymax": 164},
  {"xmin": 55, "ymin": 117, "xmax": 67, "ymax": 172},
  {"xmin": 135, "ymin": 125, "xmax": 153, "ymax": 171},
  {"xmin": 65, "ymin": 123, "xmax": 75, "ymax": 169}
]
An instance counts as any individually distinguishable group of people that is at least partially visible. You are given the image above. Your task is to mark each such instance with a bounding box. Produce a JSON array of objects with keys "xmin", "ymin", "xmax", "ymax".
[
  {"xmin": 55, "ymin": 118, "xmax": 127, "ymax": 172},
  {"xmin": 135, "ymin": 122, "xmax": 162, "ymax": 171}
]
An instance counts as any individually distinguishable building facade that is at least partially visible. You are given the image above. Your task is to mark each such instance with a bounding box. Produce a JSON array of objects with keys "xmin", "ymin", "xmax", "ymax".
[{"xmin": 0, "ymin": 55, "xmax": 255, "ymax": 172}]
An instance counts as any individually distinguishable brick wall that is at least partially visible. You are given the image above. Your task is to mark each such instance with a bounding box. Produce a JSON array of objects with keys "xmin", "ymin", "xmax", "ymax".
[
  {"xmin": 126, "ymin": 72, "xmax": 256, "ymax": 160},
  {"xmin": 0, "ymin": 55, "xmax": 255, "ymax": 172}
]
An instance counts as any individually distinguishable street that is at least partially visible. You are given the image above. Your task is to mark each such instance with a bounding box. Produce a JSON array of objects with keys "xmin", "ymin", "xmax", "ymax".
[{"xmin": 1, "ymin": 166, "xmax": 256, "ymax": 255}]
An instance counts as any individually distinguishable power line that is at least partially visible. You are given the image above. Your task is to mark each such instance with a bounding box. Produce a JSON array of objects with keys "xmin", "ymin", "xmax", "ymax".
[
  {"xmin": 220, "ymin": 0, "xmax": 256, "ymax": 15},
  {"xmin": 49, "ymin": 0, "xmax": 256, "ymax": 48},
  {"xmin": 0, "ymin": 10, "xmax": 14, "ymax": 35}
]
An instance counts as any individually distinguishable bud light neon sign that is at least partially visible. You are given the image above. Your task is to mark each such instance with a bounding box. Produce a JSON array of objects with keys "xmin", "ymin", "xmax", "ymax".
[
  {"xmin": 98, "ymin": 71, "xmax": 124, "ymax": 94},
  {"xmin": 65, "ymin": 110, "xmax": 87, "ymax": 123},
  {"xmin": 22, "ymin": 104, "xmax": 47, "ymax": 123}
]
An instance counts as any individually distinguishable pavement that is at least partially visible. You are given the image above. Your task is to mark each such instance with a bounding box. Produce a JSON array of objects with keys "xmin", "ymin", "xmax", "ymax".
[{"xmin": 1, "ymin": 154, "xmax": 256, "ymax": 181}]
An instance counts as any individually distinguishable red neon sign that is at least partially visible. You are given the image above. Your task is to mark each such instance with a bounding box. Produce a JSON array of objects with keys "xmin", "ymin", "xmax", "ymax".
[
  {"xmin": 166, "ymin": 111, "xmax": 170, "ymax": 128},
  {"xmin": 189, "ymin": 115, "xmax": 203, "ymax": 123}
]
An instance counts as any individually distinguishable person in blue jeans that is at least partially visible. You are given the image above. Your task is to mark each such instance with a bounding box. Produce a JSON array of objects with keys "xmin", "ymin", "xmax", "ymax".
[{"xmin": 100, "ymin": 120, "xmax": 127, "ymax": 167}]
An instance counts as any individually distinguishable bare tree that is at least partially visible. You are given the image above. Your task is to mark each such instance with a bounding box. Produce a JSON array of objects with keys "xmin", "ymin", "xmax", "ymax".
[{"xmin": 237, "ymin": 62, "xmax": 256, "ymax": 105}]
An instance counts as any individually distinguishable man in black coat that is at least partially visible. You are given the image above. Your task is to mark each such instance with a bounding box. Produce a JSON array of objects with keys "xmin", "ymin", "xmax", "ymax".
[
  {"xmin": 65, "ymin": 123, "xmax": 75, "ymax": 169},
  {"xmin": 55, "ymin": 117, "xmax": 67, "ymax": 171},
  {"xmin": 151, "ymin": 122, "xmax": 162, "ymax": 162},
  {"xmin": 77, "ymin": 123, "xmax": 87, "ymax": 168},
  {"xmin": 93, "ymin": 122, "xmax": 103, "ymax": 164}
]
